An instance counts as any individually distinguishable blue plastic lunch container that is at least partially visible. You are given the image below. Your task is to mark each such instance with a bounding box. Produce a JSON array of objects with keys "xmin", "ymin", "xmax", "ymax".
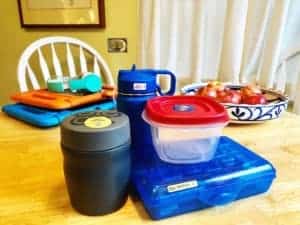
[{"xmin": 132, "ymin": 136, "xmax": 276, "ymax": 220}]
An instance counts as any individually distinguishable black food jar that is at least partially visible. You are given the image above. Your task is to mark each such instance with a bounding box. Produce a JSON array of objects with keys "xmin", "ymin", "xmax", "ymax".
[{"xmin": 60, "ymin": 110, "xmax": 131, "ymax": 216}]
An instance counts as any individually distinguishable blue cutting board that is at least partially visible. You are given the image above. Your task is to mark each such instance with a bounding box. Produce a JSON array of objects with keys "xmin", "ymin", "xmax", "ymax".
[{"xmin": 2, "ymin": 101, "xmax": 116, "ymax": 128}]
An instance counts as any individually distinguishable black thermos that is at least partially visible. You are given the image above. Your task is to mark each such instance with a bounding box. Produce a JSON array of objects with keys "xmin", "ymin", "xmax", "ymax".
[{"xmin": 60, "ymin": 110, "xmax": 131, "ymax": 216}]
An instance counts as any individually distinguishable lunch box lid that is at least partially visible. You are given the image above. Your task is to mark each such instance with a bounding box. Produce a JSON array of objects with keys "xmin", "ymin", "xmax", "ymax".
[
  {"xmin": 132, "ymin": 136, "xmax": 276, "ymax": 211},
  {"xmin": 144, "ymin": 96, "xmax": 229, "ymax": 125},
  {"xmin": 61, "ymin": 110, "xmax": 130, "ymax": 152}
]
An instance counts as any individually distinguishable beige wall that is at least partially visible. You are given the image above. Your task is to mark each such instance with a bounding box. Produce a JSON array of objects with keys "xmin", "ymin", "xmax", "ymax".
[{"xmin": 0, "ymin": 0, "xmax": 138, "ymax": 104}]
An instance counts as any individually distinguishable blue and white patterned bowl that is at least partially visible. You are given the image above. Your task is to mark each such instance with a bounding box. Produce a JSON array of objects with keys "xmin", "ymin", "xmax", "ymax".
[{"xmin": 181, "ymin": 83, "xmax": 289, "ymax": 124}]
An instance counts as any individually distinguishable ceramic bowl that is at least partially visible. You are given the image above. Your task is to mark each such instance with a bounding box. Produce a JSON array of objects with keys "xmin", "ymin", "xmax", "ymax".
[{"xmin": 181, "ymin": 83, "xmax": 289, "ymax": 124}]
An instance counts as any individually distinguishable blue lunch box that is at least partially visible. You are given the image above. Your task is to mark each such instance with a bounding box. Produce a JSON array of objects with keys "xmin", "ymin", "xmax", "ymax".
[{"xmin": 131, "ymin": 136, "xmax": 276, "ymax": 220}]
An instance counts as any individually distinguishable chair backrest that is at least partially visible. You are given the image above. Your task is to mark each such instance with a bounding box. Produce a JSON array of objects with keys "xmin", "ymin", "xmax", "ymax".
[{"xmin": 18, "ymin": 36, "xmax": 114, "ymax": 92}]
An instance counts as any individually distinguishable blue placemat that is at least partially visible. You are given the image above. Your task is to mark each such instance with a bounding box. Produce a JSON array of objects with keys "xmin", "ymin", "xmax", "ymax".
[{"xmin": 2, "ymin": 100, "xmax": 116, "ymax": 128}]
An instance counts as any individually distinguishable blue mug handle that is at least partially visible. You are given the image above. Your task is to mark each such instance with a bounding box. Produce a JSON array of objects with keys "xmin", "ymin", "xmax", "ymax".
[{"xmin": 155, "ymin": 70, "xmax": 176, "ymax": 96}]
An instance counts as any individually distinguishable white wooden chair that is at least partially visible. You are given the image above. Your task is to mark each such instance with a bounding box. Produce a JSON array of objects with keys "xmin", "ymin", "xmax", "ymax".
[{"xmin": 17, "ymin": 36, "xmax": 114, "ymax": 92}]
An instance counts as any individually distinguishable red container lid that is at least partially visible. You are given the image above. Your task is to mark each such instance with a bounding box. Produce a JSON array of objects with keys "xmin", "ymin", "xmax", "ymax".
[{"xmin": 144, "ymin": 96, "xmax": 229, "ymax": 125}]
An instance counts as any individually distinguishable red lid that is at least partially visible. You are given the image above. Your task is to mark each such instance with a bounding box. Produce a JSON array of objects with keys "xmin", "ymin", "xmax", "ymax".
[{"xmin": 144, "ymin": 96, "xmax": 229, "ymax": 125}]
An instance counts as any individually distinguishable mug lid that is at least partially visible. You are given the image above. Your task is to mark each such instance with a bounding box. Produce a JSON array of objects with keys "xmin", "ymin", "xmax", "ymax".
[
  {"xmin": 61, "ymin": 110, "xmax": 130, "ymax": 151},
  {"xmin": 144, "ymin": 96, "xmax": 229, "ymax": 125},
  {"xmin": 118, "ymin": 65, "xmax": 158, "ymax": 95}
]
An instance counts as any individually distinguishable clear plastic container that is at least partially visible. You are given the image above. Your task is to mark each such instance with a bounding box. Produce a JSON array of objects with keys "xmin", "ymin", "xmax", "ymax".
[
  {"xmin": 143, "ymin": 114, "xmax": 227, "ymax": 163},
  {"xmin": 142, "ymin": 96, "xmax": 229, "ymax": 164}
]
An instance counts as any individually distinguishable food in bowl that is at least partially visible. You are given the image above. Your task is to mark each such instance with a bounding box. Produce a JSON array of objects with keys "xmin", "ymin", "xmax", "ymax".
[
  {"xmin": 197, "ymin": 81, "xmax": 267, "ymax": 105},
  {"xmin": 181, "ymin": 83, "xmax": 288, "ymax": 123},
  {"xmin": 142, "ymin": 96, "xmax": 229, "ymax": 164}
]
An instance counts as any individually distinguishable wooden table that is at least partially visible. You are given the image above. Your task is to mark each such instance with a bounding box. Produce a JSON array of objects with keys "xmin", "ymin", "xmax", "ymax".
[{"xmin": 0, "ymin": 112, "xmax": 299, "ymax": 225}]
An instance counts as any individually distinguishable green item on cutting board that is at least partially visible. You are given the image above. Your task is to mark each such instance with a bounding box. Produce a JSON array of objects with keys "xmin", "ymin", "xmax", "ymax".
[
  {"xmin": 47, "ymin": 73, "xmax": 102, "ymax": 93},
  {"xmin": 69, "ymin": 73, "xmax": 102, "ymax": 93},
  {"xmin": 47, "ymin": 77, "xmax": 69, "ymax": 93}
]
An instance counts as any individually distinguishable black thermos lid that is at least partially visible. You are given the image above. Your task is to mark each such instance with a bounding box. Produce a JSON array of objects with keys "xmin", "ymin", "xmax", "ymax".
[{"xmin": 61, "ymin": 110, "xmax": 130, "ymax": 152}]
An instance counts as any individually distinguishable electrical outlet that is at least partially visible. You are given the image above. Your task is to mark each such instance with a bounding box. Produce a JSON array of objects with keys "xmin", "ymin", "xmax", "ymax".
[{"xmin": 108, "ymin": 38, "xmax": 127, "ymax": 53}]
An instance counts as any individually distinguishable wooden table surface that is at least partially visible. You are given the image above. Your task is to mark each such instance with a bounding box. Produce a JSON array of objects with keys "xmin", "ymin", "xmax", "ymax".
[{"xmin": 0, "ymin": 112, "xmax": 299, "ymax": 225}]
